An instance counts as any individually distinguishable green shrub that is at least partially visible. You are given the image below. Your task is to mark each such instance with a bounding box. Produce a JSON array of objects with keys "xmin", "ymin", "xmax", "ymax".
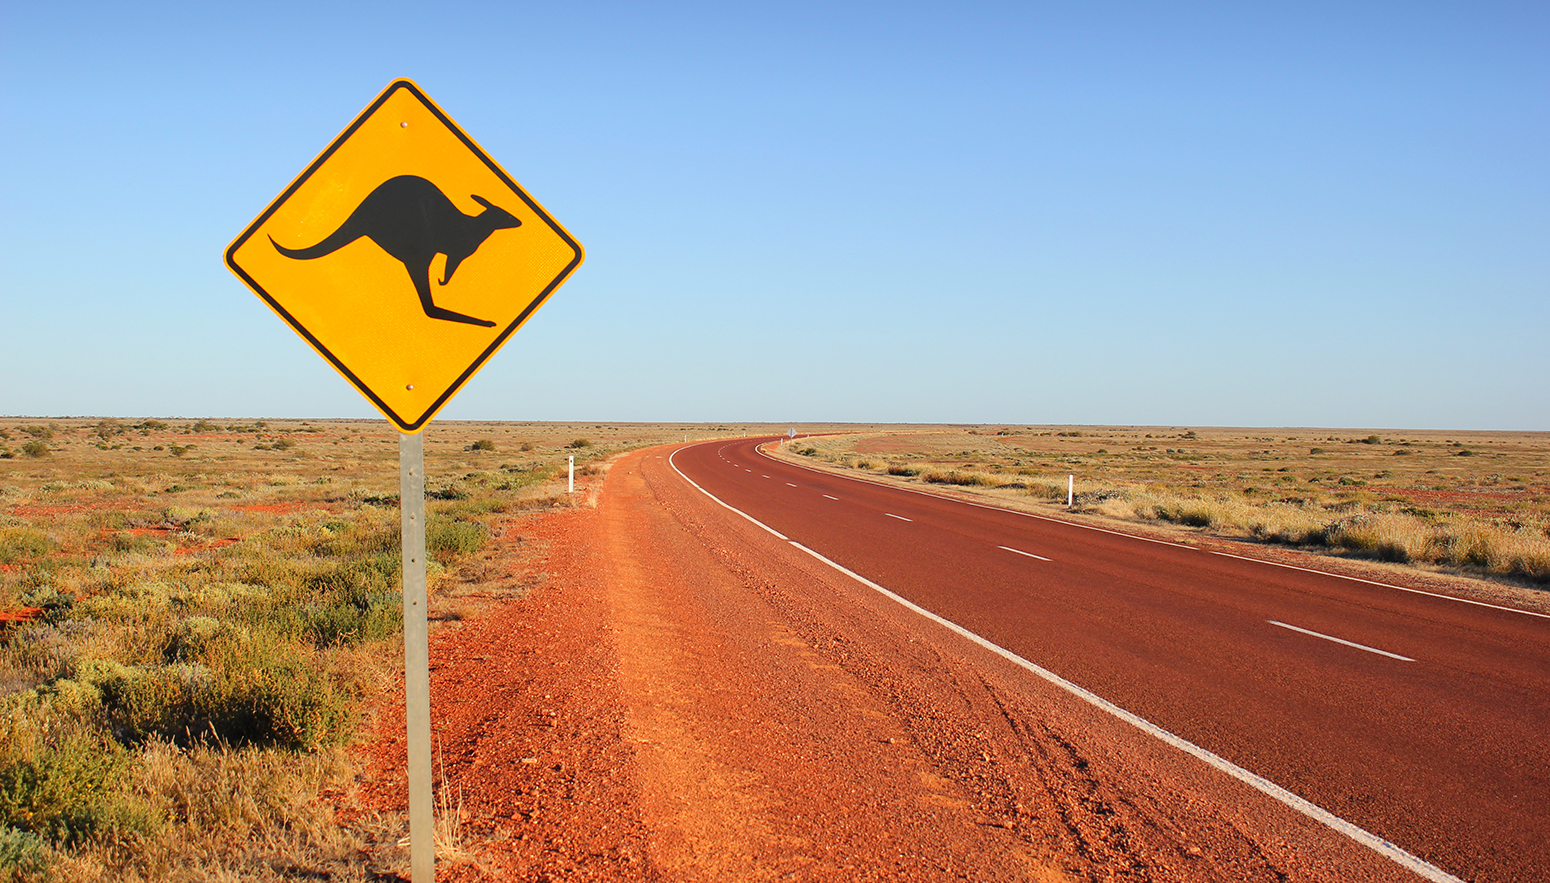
[
  {"xmin": 496, "ymin": 466, "xmax": 554, "ymax": 491},
  {"xmin": 106, "ymin": 531, "xmax": 158, "ymax": 554},
  {"xmin": 18, "ymin": 588, "xmax": 73, "ymax": 625},
  {"xmin": 0, "ymin": 730, "xmax": 128, "ymax": 848},
  {"xmin": 93, "ymin": 420, "xmax": 124, "ymax": 441},
  {"xmin": 80, "ymin": 639, "xmax": 355, "ymax": 751},
  {"xmin": 921, "ymin": 471, "xmax": 997, "ymax": 487},
  {"xmin": 297, "ymin": 592, "xmax": 401, "ymax": 648},
  {"xmin": 19, "ymin": 443, "xmax": 47, "ymax": 460},
  {"xmin": 0, "ymin": 531, "xmax": 56, "ymax": 565},
  {"xmin": 0, "ymin": 824, "xmax": 48, "ymax": 880},
  {"xmin": 886, "ymin": 465, "xmax": 921, "ymax": 477},
  {"xmin": 294, "ymin": 555, "xmax": 402, "ymax": 647},
  {"xmin": 1151, "ymin": 501, "xmax": 1216, "ymax": 528},
  {"xmin": 428, "ymin": 519, "xmax": 487, "ymax": 562},
  {"xmin": 313, "ymin": 522, "xmax": 397, "ymax": 560},
  {"xmin": 567, "ymin": 438, "xmax": 592, "ymax": 449},
  {"xmin": 470, "ymin": 439, "xmax": 496, "ymax": 452},
  {"xmin": 161, "ymin": 618, "xmax": 225, "ymax": 662}
]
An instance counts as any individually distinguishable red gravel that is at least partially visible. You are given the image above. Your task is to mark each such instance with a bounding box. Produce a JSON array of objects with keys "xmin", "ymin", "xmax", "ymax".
[{"xmin": 351, "ymin": 447, "xmax": 1420, "ymax": 882}]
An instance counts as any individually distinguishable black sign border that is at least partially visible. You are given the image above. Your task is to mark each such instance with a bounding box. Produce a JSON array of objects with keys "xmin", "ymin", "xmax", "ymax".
[{"xmin": 225, "ymin": 78, "xmax": 584, "ymax": 432}]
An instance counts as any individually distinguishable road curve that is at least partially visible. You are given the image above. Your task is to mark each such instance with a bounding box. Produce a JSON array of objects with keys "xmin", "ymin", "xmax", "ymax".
[{"xmin": 671, "ymin": 437, "xmax": 1550, "ymax": 883}]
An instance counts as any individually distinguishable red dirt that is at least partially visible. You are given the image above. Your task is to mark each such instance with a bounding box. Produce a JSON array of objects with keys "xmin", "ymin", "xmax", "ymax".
[
  {"xmin": 0, "ymin": 607, "xmax": 43, "ymax": 624},
  {"xmin": 352, "ymin": 447, "xmax": 1412, "ymax": 882},
  {"xmin": 173, "ymin": 537, "xmax": 241, "ymax": 555},
  {"xmin": 1384, "ymin": 486, "xmax": 1538, "ymax": 517},
  {"xmin": 357, "ymin": 498, "xmax": 652, "ymax": 881}
]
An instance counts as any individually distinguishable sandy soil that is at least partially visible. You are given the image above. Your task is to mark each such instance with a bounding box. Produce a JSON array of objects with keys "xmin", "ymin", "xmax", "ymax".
[{"xmin": 354, "ymin": 445, "xmax": 1419, "ymax": 882}]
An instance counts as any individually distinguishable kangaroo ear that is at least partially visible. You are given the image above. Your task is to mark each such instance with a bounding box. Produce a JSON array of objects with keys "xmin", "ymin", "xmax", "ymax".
[{"xmin": 470, "ymin": 194, "xmax": 495, "ymax": 210}]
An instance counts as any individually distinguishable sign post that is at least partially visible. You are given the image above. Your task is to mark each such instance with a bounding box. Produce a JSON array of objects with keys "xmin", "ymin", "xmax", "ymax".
[
  {"xmin": 225, "ymin": 78, "xmax": 583, "ymax": 882},
  {"xmin": 399, "ymin": 432, "xmax": 433, "ymax": 880}
]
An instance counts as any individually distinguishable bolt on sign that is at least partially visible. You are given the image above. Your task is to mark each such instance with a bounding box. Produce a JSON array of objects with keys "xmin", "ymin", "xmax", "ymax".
[{"xmin": 225, "ymin": 78, "xmax": 583, "ymax": 431}]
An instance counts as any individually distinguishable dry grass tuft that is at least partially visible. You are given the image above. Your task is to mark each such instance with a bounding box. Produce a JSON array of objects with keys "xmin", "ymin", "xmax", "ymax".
[{"xmin": 772, "ymin": 425, "xmax": 1550, "ymax": 588}]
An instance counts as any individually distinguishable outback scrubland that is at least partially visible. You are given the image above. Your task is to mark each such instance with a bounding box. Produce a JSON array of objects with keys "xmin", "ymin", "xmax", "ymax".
[
  {"xmin": 0, "ymin": 417, "xmax": 742, "ymax": 881},
  {"xmin": 774, "ymin": 426, "xmax": 1550, "ymax": 594},
  {"xmin": 5, "ymin": 419, "xmax": 1546, "ymax": 879}
]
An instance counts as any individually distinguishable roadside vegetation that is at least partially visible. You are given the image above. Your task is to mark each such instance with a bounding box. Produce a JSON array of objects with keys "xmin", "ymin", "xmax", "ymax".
[
  {"xmin": 779, "ymin": 427, "xmax": 1550, "ymax": 588},
  {"xmin": 0, "ymin": 418, "xmax": 675, "ymax": 881}
]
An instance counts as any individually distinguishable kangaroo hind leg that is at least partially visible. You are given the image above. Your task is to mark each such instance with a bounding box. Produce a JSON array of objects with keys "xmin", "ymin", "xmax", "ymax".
[{"xmin": 406, "ymin": 259, "xmax": 496, "ymax": 328}]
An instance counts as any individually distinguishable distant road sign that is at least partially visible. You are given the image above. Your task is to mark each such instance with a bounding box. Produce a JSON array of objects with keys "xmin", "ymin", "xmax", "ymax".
[
  {"xmin": 789, "ymin": 428, "xmax": 797, "ymax": 438},
  {"xmin": 225, "ymin": 78, "xmax": 583, "ymax": 432}
]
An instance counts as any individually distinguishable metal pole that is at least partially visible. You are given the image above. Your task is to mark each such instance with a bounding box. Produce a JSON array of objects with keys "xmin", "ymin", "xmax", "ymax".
[
  {"xmin": 399, "ymin": 431, "xmax": 433, "ymax": 882},
  {"xmin": 568, "ymin": 455, "xmax": 574, "ymax": 494}
]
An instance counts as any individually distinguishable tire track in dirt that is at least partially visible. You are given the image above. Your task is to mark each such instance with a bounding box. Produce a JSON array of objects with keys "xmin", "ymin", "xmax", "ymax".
[{"xmin": 604, "ymin": 449, "xmax": 1055, "ymax": 881}]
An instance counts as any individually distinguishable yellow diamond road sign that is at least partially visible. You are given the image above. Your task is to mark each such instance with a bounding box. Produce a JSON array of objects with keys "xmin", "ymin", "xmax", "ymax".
[{"xmin": 225, "ymin": 79, "xmax": 583, "ymax": 432}]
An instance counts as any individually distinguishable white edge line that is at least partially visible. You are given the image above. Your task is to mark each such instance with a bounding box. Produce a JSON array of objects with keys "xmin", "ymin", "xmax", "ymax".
[
  {"xmin": 885, "ymin": 513, "xmax": 913, "ymax": 522},
  {"xmin": 822, "ymin": 494, "xmax": 839, "ymax": 500},
  {"xmin": 669, "ymin": 442, "xmax": 1463, "ymax": 883},
  {"xmin": 754, "ymin": 443, "xmax": 1546, "ymax": 623},
  {"xmin": 1212, "ymin": 550, "xmax": 1550, "ymax": 621},
  {"xmin": 669, "ymin": 446, "xmax": 789, "ymax": 541},
  {"xmin": 999, "ymin": 545, "xmax": 1053, "ymax": 562},
  {"xmin": 1269, "ymin": 620, "xmax": 1415, "ymax": 662}
]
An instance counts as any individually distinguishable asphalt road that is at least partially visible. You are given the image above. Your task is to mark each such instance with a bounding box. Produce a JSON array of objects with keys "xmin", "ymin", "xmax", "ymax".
[{"xmin": 670, "ymin": 437, "xmax": 1550, "ymax": 883}]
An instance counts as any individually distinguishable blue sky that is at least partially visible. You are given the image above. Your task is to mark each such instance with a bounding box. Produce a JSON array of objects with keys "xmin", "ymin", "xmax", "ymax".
[{"xmin": 2, "ymin": 2, "xmax": 1546, "ymax": 429}]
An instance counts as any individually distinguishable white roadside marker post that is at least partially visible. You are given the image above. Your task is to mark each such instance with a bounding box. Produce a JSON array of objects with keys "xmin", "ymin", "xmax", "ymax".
[
  {"xmin": 398, "ymin": 432, "xmax": 433, "ymax": 882},
  {"xmin": 568, "ymin": 455, "xmax": 574, "ymax": 494},
  {"xmin": 1068, "ymin": 474, "xmax": 1074, "ymax": 508}
]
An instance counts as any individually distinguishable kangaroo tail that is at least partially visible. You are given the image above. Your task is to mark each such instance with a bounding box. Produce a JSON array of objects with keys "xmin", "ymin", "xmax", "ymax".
[{"xmin": 270, "ymin": 220, "xmax": 363, "ymax": 260}]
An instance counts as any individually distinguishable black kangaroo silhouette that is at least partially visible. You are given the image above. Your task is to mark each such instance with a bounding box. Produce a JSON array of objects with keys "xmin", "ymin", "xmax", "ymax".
[{"xmin": 270, "ymin": 175, "xmax": 521, "ymax": 328}]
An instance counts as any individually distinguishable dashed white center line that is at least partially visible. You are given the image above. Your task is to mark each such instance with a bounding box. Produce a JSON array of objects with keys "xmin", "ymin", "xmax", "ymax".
[
  {"xmin": 999, "ymin": 545, "xmax": 1052, "ymax": 562},
  {"xmin": 885, "ymin": 513, "xmax": 913, "ymax": 522},
  {"xmin": 786, "ymin": 482, "xmax": 798, "ymax": 487},
  {"xmin": 822, "ymin": 494, "xmax": 839, "ymax": 501},
  {"xmin": 1268, "ymin": 621, "xmax": 1415, "ymax": 662},
  {"xmin": 762, "ymin": 475, "xmax": 771, "ymax": 479}
]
